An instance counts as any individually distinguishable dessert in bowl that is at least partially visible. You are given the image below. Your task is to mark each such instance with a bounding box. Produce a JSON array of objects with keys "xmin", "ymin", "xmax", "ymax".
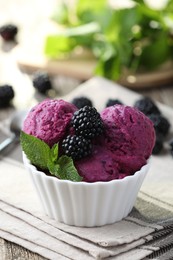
[{"xmin": 21, "ymin": 99, "xmax": 155, "ymax": 227}]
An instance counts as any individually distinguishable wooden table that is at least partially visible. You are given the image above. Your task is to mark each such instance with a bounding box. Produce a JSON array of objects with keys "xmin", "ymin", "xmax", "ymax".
[{"xmin": 1, "ymin": 1, "xmax": 173, "ymax": 259}]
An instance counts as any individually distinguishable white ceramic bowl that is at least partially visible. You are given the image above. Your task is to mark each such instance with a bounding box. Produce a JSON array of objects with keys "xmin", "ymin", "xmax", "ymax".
[{"xmin": 23, "ymin": 152, "xmax": 150, "ymax": 227}]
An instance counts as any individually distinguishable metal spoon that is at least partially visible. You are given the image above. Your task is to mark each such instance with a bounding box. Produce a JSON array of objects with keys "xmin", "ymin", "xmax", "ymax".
[{"xmin": 0, "ymin": 110, "xmax": 28, "ymax": 153}]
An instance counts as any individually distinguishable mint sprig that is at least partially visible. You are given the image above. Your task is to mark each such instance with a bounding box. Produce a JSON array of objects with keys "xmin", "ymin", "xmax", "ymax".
[
  {"xmin": 45, "ymin": 0, "xmax": 173, "ymax": 80},
  {"xmin": 20, "ymin": 131, "xmax": 50, "ymax": 169},
  {"xmin": 48, "ymin": 155, "xmax": 82, "ymax": 181},
  {"xmin": 20, "ymin": 131, "xmax": 82, "ymax": 182}
]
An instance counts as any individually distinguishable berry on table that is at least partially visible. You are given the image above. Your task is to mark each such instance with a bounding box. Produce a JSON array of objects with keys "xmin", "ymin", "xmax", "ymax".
[
  {"xmin": 148, "ymin": 114, "xmax": 170, "ymax": 137},
  {"xmin": 0, "ymin": 24, "xmax": 18, "ymax": 41},
  {"xmin": 106, "ymin": 98, "xmax": 123, "ymax": 107},
  {"xmin": 169, "ymin": 138, "xmax": 173, "ymax": 157},
  {"xmin": 152, "ymin": 135, "xmax": 163, "ymax": 155},
  {"xmin": 71, "ymin": 96, "xmax": 93, "ymax": 109},
  {"xmin": 71, "ymin": 106, "xmax": 104, "ymax": 139},
  {"xmin": 32, "ymin": 72, "xmax": 52, "ymax": 94},
  {"xmin": 134, "ymin": 97, "xmax": 161, "ymax": 116},
  {"xmin": 0, "ymin": 85, "xmax": 15, "ymax": 108},
  {"xmin": 62, "ymin": 135, "xmax": 92, "ymax": 160}
]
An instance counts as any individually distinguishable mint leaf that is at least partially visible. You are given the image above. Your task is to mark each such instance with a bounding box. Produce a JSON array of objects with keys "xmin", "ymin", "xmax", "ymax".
[
  {"xmin": 47, "ymin": 143, "xmax": 60, "ymax": 178},
  {"xmin": 21, "ymin": 131, "xmax": 82, "ymax": 182},
  {"xmin": 20, "ymin": 131, "xmax": 50, "ymax": 169},
  {"xmin": 50, "ymin": 144, "xmax": 59, "ymax": 163},
  {"xmin": 44, "ymin": 0, "xmax": 173, "ymax": 80},
  {"xmin": 47, "ymin": 159, "xmax": 61, "ymax": 178},
  {"xmin": 48, "ymin": 155, "xmax": 83, "ymax": 182},
  {"xmin": 51, "ymin": 2, "xmax": 69, "ymax": 25},
  {"xmin": 44, "ymin": 22, "xmax": 100, "ymax": 58},
  {"xmin": 58, "ymin": 155, "xmax": 83, "ymax": 182}
]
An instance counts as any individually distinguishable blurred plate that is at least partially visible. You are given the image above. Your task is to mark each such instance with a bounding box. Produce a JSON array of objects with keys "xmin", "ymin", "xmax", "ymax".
[
  {"xmin": 15, "ymin": 46, "xmax": 173, "ymax": 89},
  {"xmin": 118, "ymin": 61, "xmax": 173, "ymax": 88}
]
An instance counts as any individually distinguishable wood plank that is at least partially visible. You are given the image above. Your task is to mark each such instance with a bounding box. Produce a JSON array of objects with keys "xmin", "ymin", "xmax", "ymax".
[{"xmin": 0, "ymin": 238, "xmax": 46, "ymax": 260}]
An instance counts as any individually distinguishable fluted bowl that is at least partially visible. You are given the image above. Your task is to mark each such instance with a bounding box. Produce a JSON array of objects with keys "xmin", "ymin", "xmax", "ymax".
[{"xmin": 23, "ymin": 152, "xmax": 150, "ymax": 227}]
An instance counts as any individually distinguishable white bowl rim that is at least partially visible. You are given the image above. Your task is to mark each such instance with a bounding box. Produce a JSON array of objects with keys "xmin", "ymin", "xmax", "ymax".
[{"xmin": 23, "ymin": 152, "xmax": 151, "ymax": 186}]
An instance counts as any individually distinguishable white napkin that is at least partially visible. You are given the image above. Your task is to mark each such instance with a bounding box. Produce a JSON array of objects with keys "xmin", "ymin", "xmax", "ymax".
[{"xmin": 0, "ymin": 156, "xmax": 172, "ymax": 260}]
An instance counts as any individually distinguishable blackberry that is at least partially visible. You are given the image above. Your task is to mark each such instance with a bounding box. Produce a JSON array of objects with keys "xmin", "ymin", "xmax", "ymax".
[
  {"xmin": 106, "ymin": 98, "xmax": 123, "ymax": 107},
  {"xmin": 32, "ymin": 72, "xmax": 52, "ymax": 94},
  {"xmin": 0, "ymin": 85, "xmax": 15, "ymax": 108},
  {"xmin": 169, "ymin": 138, "xmax": 173, "ymax": 157},
  {"xmin": 71, "ymin": 96, "xmax": 93, "ymax": 109},
  {"xmin": 148, "ymin": 114, "xmax": 170, "ymax": 137},
  {"xmin": 134, "ymin": 97, "xmax": 161, "ymax": 116},
  {"xmin": 0, "ymin": 24, "xmax": 18, "ymax": 41},
  {"xmin": 152, "ymin": 137, "xmax": 163, "ymax": 155},
  {"xmin": 62, "ymin": 135, "xmax": 92, "ymax": 160},
  {"xmin": 71, "ymin": 106, "xmax": 104, "ymax": 139}
]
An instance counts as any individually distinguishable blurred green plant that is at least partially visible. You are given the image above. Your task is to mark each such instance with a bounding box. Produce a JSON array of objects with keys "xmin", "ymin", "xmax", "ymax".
[{"xmin": 44, "ymin": 0, "xmax": 173, "ymax": 80}]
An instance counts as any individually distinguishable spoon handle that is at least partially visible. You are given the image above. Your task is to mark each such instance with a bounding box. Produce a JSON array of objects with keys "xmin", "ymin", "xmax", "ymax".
[{"xmin": 0, "ymin": 135, "xmax": 16, "ymax": 153}]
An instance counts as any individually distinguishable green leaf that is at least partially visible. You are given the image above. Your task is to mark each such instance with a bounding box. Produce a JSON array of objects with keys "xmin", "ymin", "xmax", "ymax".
[
  {"xmin": 77, "ymin": 0, "xmax": 107, "ymax": 15},
  {"xmin": 133, "ymin": 0, "xmax": 145, "ymax": 4},
  {"xmin": 44, "ymin": 0, "xmax": 173, "ymax": 80},
  {"xmin": 20, "ymin": 131, "xmax": 81, "ymax": 182},
  {"xmin": 95, "ymin": 54, "xmax": 121, "ymax": 80},
  {"xmin": 44, "ymin": 22, "xmax": 100, "ymax": 58},
  {"xmin": 47, "ymin": 159, "xmax": 61, "ymax": 178},
  {"xmin": 50, "ymin": 144, "xmax": 59, "ymax": 163},
  {"xmin": 76, "ymin": 0, "xmax": 111, "ymax": 28},
  {"xmin": 44, "ymin": 35, "xmax": 74, "ymax": 58},
  {"xmin": 47, "ymin": 143, "xmax": 60, "ymax": 177},
  {"xmin": 48, "ymin": 155, "xmax": 82, "ymax": 182},
  {"xmin": 51, "ymin": 2, "xmax": 69, "ymax": 25},
  {"xmin": 140, "ymin": 31, "xmax": 171, "ymax": 69},
  {"xmin": 20, "ymin": 131, "xmax": 50, "ymax": 169},
  {"xmin": 58, "ymin": 155, "xmax": 83, "ymax": 182}
]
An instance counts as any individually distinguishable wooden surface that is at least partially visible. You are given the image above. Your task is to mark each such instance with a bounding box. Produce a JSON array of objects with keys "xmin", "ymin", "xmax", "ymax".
[{"xmin": 1, "ymin": 1, "xmax": 173, "ymax": 259}]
